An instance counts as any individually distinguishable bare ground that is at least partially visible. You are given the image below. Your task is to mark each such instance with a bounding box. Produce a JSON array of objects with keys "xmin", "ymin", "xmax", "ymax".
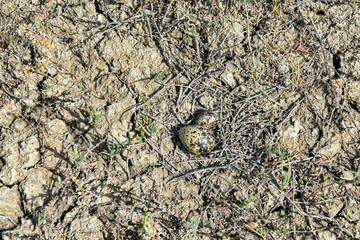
[{"xmin": 0, "ymin": 0, "xmax": 360, "ymax": 239}]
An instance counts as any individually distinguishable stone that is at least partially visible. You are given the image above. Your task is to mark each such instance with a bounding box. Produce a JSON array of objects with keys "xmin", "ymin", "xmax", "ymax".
[{"xmin": 0, "ymin": 186, "xmax": 24, "ymax": 230}]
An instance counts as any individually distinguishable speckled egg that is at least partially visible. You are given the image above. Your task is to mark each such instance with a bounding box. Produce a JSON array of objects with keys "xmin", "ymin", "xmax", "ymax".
[{"xmin": 178, "ymin": 112, "xmax": 218, "ymax": 155}]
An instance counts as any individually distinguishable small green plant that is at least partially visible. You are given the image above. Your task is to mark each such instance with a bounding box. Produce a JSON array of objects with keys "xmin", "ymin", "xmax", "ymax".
[
  {"xmin": 148, "ymin": 67, "xmax": 170, "ymax": 85},
  {"xmin": 85, "ymin": 39, "xmax": 94, "ymax": 69},
  {"xmin": 80, "ymin": 0, "xmax": 90, "ymax": 16},
  {"xmin": 318, "ymin": 195, "xmax": 336, "ymax": 209},
  {"xmin": 260, "ymin": 227, "xmax": 269, "ymax": 237},
  {"xmin": 240, "ymin": 192, "xmax": 259, "ymax": 207},
  {"xmin": 135, "ymin": 116, "xmax": 160, "ymax": 141},
  {"xmin": 135, "ymin": 212, "xmax": 156, "ymax": 239},
  {"xmin": 135, "ymin": 127, "xmax": 146, "ymax": 141},
  {"xmin": 281, "ymin": 162, "xmax": 291, "ymax": 189},
  {"xmin": 278, "ymin": 145, "xmax": 296, "ymax": 161},
  {"xmin": 185, "ymin": 213, "xmax": 202, "ymax": 239},
  {"xmin": 354, "ymin": 167, "xmax": 360, "ymax": 183},
  {"xmin": 205, "ymin": 57, "xmax": 214, "ymax": 67},
  {"xmin": 69, "ymin": 150, "xmax": 82, "ymax": 162},
  {"xmin": 40, "ymin": 81, "xmax": 50, "ymax": 91},
  {"xmin": 100, "ymin": 136, "xmax": 117, "ymax": 156},
  {"xmin": 191, "ymin": 29, "xmax": 197, "ymax": 45},
  {"xmin": 89, "ymin": 106, "xmax": 102, "ymax": 127},
  {"xmin": 33, "ymin": 207, "xmax": 46, "ymax": 227},
  {"xmin": 39, "ymin": 20, "xmax": 49, "ymax": 33},
  {"xmin": 281, "ymin": 219, "xmax": 290, "ymax": 234},
  {"xmin": 100, "ymin": 136, "xmax": 127, "ymax": 156}
]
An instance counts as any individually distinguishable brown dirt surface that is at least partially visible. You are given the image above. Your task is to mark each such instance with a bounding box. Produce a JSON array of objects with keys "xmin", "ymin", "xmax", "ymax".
[{"xmin": 0, "ymin": 0, "xmax": 359, "ymax": 239}]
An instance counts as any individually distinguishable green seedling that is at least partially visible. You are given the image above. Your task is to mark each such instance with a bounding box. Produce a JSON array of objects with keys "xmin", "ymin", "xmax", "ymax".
[
  {"xmin": 148, "ymin": 67, "xmax": 170, "ymax": 85},
  {"xmin": 33, "ymin": 207, "xmax": 46, "ymax": 227},
  {"xmin": 206, "ymin": 57, "xmax": 214, "ymax": 67},
  {"xmin": 40, "ymin": 21, "xmax": 49, "ymax": 33},
  {"xmin": 185, "ymin": 213, "xmax": 202, "ymax": 239},
  {"xmin": 240, "ymin": 192, "xmax": 259, "ymax": 207},
  {"xmin": 184, "ymin": 206, "xmax": 212, "ymax": 239},
  {"xmin": 135, "ymin": 116, "xmax": 161, "ymax": 140},
  {"xmin": 354, "ymin": 167, "xmax": 360, "ymax": 183},
  {"xmin": 261, "ymin": 227, "xmax": 269, "ymax": 237},
  {"xmin": 69, "ymin": 150, "xmax": 82, "ymax": 162},
  {"xmin": 191, "ymin": 29, "xmax": 197, "ymax": 45},
  {"xmin": 135, "ymin": 127, "xmax": 146, "ymax": 141},
  {"xmin": 100, "ymin": 136, "xmax": 127, "ymax": 156},
  {"xmin": 278, "ymin": 145, "xmax": 296, "ymax": 161},
  {"xmin": 281, "ymin": 162, "xmax": 291, "ymax": 189},
  {"xmin": 80, "ymin": 0, "xmax": 90, "ymax": 16},
  {"xmin": 135, "ymin": 212, "xmax": 156, "ymax": 239},
  {"xmin": 85, "ymin": 39, "xmax": 94, "ymax": 69},
  {"xmin": 100, "ymin": 136, "xmax": 117, "ymax": 156},
  {"xmin": 89, "ymin": 106, "xmax": 102, "ymax": 127},
  {"xmin": 10, "ymin": 38, "xmax": 16, "ymax": 45},
  {"xmin": 281, "ymin": 219, "xmax": 290, "ymax": 234},
  {"xmin": 263, "ymin": 174, "xmax": 275, "ymax": 180},
  {"xmin": 147, "ymin": 122, "xmax": 161, "ymax": 137},
  {"xmin": 39, "ymin": 81, "xmax": 50, "ymax": 91},
  {"xmin": 318, "ymin": 195, "xmax": 336, "ymax": 209}
]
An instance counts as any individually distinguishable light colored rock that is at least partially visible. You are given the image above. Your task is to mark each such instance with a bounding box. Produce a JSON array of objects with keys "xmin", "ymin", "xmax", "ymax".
[
  {"xmin": 0, "ymin": 123, "xmax": 40, "ymax": 185},
  {"xmin": 1, "ymin": 218, "xmax": 40, "ymax": 240},
  {"xmin": 198, "ymin": 94, "xmax": 216, "ymax": 109},
  {"xmin": 317, "ymin": 134, "xmax": 341, "ymax": 157},
  {"xmin": 348, "ymin": 80, "xmax": 360, "ymax": 110},
  {"xmin": 0, "ymin": 99, "xmax": 21, "ymax": 128},
  {"xmin": 317, "ymin": 230, "xmax": 336, "ymax": 240},
  {"xmin": 328, "ymin": 198, "xmax": 344, "ymax": 218},
  {"xmin": 221, "ymin": 70, "xmax": 237, "ymax": 88},
  {"xmin": 0, "ymin": 186, "xmax": 24, "ymax": 230},
  {"xmin": 282, "ymin": 119, "xmax": 304, "ymax": 152},
  {"xmin": 20, "ymin": 168, "xmax": 61, "ymax": 212},
  {"xmin": 69, "ymin": 216, "xmax": 104, "ymax": 240},
  {"xmin": 43, "ymin": 118, "xmax": 73, "ymax": 168},
  {"xmin": 98, "ymin": 32, "xmax": 167, "ymax": 97},
  {"xmin": 343, "ymin": 199, "xmax": 360, "ymax": 222}
]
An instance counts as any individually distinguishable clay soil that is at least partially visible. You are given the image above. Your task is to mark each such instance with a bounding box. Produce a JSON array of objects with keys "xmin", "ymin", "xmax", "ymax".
[{"xmin": 0, "ymin": 0, "xmax": 360, "ymax": 239}]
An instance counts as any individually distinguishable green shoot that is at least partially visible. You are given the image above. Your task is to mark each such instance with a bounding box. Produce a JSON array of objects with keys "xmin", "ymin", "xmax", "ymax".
[
  {"xmin": 69, "ymin": 150, "xmax": 82, "ymax": 162},
  {"xmin": 318, "ymin": 195, "xmax": 336, "ymax": 209},
  {"xmin": 135, "ymin": 127, "xmax": 146, "ymax": 141},
  {"xmin": 281, "ymin": 219, "xmax": 290, "ymax": 234},
  {"xmin": 39, "ymin": 20, "xmax": 49, "ymax": 33},
  {"xmin": 135, "ymin": 212, "xmax": 155, "ymax": 239},
  {"xmin": 33, "ymin": 207, "xmax": 46, "ymax": 227},
  {"xmin": 80, "ymin": 0, "xmax": 90, "ymax": 16},
  {"xmin": 39, "ymin": 80, "xmax": 50, "ymax": 91},
  {"xmin": 186, "ymin": 213, "xmax": 201, "ymax": 239},
  {"xmin": 206, "ymin": 57, "xmax": 214, "ymax": 67},
  {"xmin": 240, "ymin": 192, "xmax": 259, "ymax": 207},
  {"xmin": 89, "ymin": 106, "xmax": 102, "ymax": 127},
  {"xmin": 191, "ymin": 30, "xmax": 197, "ymax": 45},
  {"xmin": 100, "ymin": 136, "xmax": 117, "ymax": 156},
  {"xmin": 261, "ymin": 228, "xmax": 269, "ymax": 237},
  {"xmin": 354, "ymin": 167, "xmax": 360, "ymax": 183},
  {"xmin": 281, "ymin": 162, "xmax": 291, "ymax": 189},
  {"xmin": 135, "ymin": 116, "xmax": 161, "ymax": 140},
  {"xmin": 148, "ymin": 67, "xmax": 170, "ymax": 85},
  {"xmin": 100, "ymin": 137, "xmax": 127, "ymax": 156}
]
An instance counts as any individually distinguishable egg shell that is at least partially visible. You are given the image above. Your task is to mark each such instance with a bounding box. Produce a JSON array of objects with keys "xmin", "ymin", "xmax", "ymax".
[{"xmin": 179, "ymin": 125, "xmax": 215, "ymax": 155}]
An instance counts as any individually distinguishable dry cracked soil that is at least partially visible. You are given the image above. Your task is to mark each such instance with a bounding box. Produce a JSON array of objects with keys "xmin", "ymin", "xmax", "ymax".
[{"xmin": 0, "ymin": 0, "xmax": 360, "ymax": 239}]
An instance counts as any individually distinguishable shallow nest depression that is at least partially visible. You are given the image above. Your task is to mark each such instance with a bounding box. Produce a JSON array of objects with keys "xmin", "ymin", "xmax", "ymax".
[{"xmin": 0, "ymin": 0, "xmax": 359, "ymax": 239}]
